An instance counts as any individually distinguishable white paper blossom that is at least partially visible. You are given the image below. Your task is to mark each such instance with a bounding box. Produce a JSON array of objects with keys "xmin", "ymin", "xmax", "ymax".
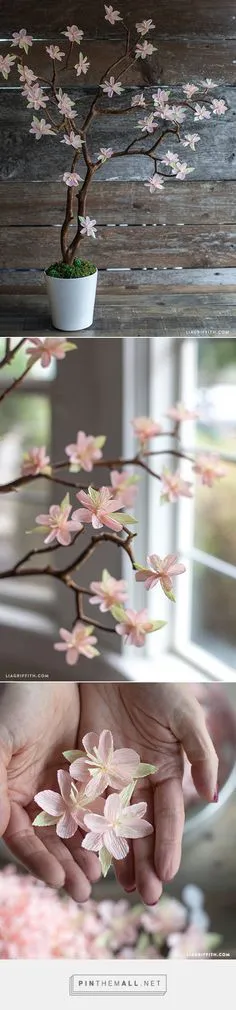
[
  {"xmin": 79, "ymin": 216, "xmax": 97, "ymax": 238},
  {"xmin": 74, "ymin": 54, "xmax": 90, "ymax": 76},
  {"xmin": 30, "ymin": 117, "xmax": 56, "ymax": 140}
]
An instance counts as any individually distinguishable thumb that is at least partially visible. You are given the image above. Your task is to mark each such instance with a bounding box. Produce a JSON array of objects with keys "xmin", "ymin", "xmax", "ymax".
[
  {"xmin": 171, "ymin": 694, "xmax": 218, "ymax": 802},
  {"xmin": 0, "ymin": 725, "xmax": 12, "ymax": 835}
]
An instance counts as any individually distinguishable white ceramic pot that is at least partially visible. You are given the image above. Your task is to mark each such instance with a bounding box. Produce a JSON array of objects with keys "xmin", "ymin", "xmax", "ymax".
[{"xmin": 45, "ymin": 268, "xmax": 98, "ymax": 332}]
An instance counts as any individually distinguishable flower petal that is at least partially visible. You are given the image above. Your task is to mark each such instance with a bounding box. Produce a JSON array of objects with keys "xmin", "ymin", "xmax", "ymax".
[
  {"xmin": 34, "ymin": 789, "xmax": 65, "ymax": 816},
  {"xmin": 57, "ymin": 769, "xmax": 74, "ymax": 803},
  {"xmin": 84, "ymin": 771, "xmax": 108, "ymax": 800},
  {"xmin": 69, "ymin": 757, "xmax": 90, "ymax": 782},
  {"xmin": 82, "ymin": 731, "xmax": 99, "ymax": 755},
  {"xmin": 104, "ymin": 793, "xmax": 121, "ymax": 821},
  {"xmin": 112, "ymin": 747, "xmax": 140, "ymax": 779},
  {"xmin": 98, "ymin": 730, "xmax": 114, "ymax": 763},
  {"xmin": 56, "ymin": 813, "xmax": 78, "ymax": 838},
  {"xmin": 103, "ymin": 829, "xmax": 129, "ymax": 859},
  {"xmin": 82, "ymin": 831, "xmax": 103, "ymax": 851}
]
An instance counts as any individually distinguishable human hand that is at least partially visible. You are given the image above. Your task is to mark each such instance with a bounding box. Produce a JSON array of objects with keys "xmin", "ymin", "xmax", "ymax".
[
  {"xmin": 78, "ymin": 682, "xmax": 218, "ymax": 904},
  {"xmin": 0, "ymin": 683, "xmax": 101, "ymax": 901}
]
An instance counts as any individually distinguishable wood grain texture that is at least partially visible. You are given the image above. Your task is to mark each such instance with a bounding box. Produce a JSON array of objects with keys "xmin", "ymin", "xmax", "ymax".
[
  {"xmin": 0, "ymin": 86, "xmax": 233, "ymax": 183},
  {"xmin": 1, "ymin": 181, "xmax": 236, "ymax": 226},
  {"xmin": 1, "ymin": 0, "xmax": 236, "ymax": 36},
  {"xmin": 1, "ymin": 223, "xmax": 235, "ymax": 268},
  {"xmin": 1, "ymin": 288, "xmax": 236, "ymax": 337},
  {"xmin": 1, "ymin": 268, "xmax": 235, "ymax": 292}
]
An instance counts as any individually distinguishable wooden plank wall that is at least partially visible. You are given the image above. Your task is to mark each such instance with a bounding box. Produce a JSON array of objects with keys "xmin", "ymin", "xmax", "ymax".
[{"xmin": 0, "ymin": 0, "xmax": 236, "ymax": 286}]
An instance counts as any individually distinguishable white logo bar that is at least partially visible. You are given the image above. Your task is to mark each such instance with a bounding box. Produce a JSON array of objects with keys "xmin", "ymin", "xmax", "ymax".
[{"xmin": 69, "ymin": 974, "xmax": 167, "ymax": 995}]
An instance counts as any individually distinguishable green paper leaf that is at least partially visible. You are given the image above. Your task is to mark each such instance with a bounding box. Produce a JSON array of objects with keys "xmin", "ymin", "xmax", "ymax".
[
  {"xmin": 135, "ymin": 762, "xmax": 158, "ymax": 778},
  {"xmin": 119, "ymin": 781, "xmax": 136, "ymax": 806},
  {"xmin": 113, "ymin": 512, "xmax": 138, "ymax": 524},
  {"xmin": 25, "ymin": 526, "xmax": 49, "ymax": 535},
  {"xmin": 33, "ymin": 812, "xmax": 59, "ymax": 827},
  {"xmin": 63, "ymin": 749, "xmax": 84, "ymax": 762},
  {"xmin": 61, "ymin": 492, "xmax": 70, "ymax": 511},
  {"xmin": 102, "ymin": 568, "xmax": 111, "ymax": 584},
  {"xmin": 150, "ymin": 620, "xmax": 166, "ymax": 632},
  {"xmin": 94, "ymin": 435, "xmax": 106, "ymax": 449},
  {"xmin": 99, "ymin": 846, "xmax": 112, "ymax": 877},
  {"xmin": 69, "ymin": 463, "xmax": 80, "ymax": 473},
  {"xmin": 110, "ymin": 604, "xmax": 126, "ymax": 622},
  {"xmin": 64, "ymin": 342, "xmax": 77, "ymax": 351},
  {"xmin": 162, "ymin": 586, "xmax": 176, "ymax": 603},
  {"xmin": 160, "ymin": 493, "xmax": 169, "ymax": 505},
  {"xmin": 88, "ymin": 486, "xmax": 99, "ymax": 505}
]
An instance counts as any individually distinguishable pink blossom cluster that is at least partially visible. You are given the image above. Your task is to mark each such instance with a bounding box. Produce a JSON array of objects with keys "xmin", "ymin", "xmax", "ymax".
[
  {"xmin": 33, "ymin": 730, "xmax": 157, "ymax": 873},
  {"xmin": 0, "ymin": 867, "xmax": 220, "ymax": 960},
  {"xmin": 1, "ymin": 13, "xmax": 227, "ymax": 248}
]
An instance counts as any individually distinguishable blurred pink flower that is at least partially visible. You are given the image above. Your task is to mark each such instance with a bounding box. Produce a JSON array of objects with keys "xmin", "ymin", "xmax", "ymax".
[
  {"xmin": 35, "ymin": 501, "xmax": 82, "ymax": 545},
  {"xmin": 29, "ymin": 117, "xmax": 56, "ymax": 139},
  {"xmin": 192, "ymin": 454, "xmax": 226, "ymax": 487},
  {"xmin": 135, "ymin": 553, "xmax": 186, "ymax": 597},
  {"xmin": 11, "ymin": 29, "xmax": 33, "ymax": 53},
  {"xmin": 89, "ymin": 569, "xmax": 128, "ymax": 612},
  {"xmin": 100, "ymin": 76, "xmax": 124, "ymax": 97},
  {"xmin": 54, "ymin": 623, "xmax": 99, "ymax": 665},
  {"xmin": 17, "ymin": 64, "xmax": 37, "ymax": 84},
  {"xmin": 56, "ymin": 88, "xmax": 77, "ymax": 118},
  {"xmin": 62, "ymin": 26, "xmax": 84, "ymax": 44},
  {"xmin": 73, "ymin": 486, "xmax": 127, "ymax": 532},
  {"xmin": 104, "ymin": 6, "xmax": 123, "ymax": 23},
  {"xmin": 161, "ymin": 468, "xmax": 193, "ymax": 503},
  {"xmin": 132, "ymin": 415, "xmax": 162, "ymax": 445},
  {"xmin": 34, "ymin": 769, "xmax": 92, "ymax": 838},
  {"xmin": 20, "ymin": 445, "xmax": 50, "ymax": 477},
  {"xmin": 0, "ymin": 54, "xmax": 16, "ymax": 79},
  {"xmin": 65, "ymin": 431, "xmax": 104, "ymax": 471},
  {"xmin": 97, "ymin": 147, "xmax": 114, "ymax": 162},
  {"xmin": 166, "ymin": 402, "xmax": 199, "ymax": 423},
  {"xmin": 110, "ymin": 470, "xmax": 138, "ymax": 507},
  {"xmin": 75, "ymin": 54, "xmax": 90, "ymax": 76},
  {"xmin": 79, "ymin": 215, "xmax": 97, "ymax": 237},
  {"xmin": 26, "ymin": 337, "xmax": 76, "ymax": 368},
  {"xmin": 182, "ymin": 83, "xmax": 199, "ymax": 98},
  {"xmin": 115, "ymin": 608, "xmax": 163, "ymax": 646},
  {"xmin": 144, "ymin": 173, "xmax": 164, "ymax": 192},
  {"xmin": 82, "ymin": 792, "xmax": 153, "ymax": 859},
  {"xmin": 131, "ymin": 93, "xmax": 146, "ymax": 107},
  {"xmin": 168, "ymin": 924, "xmax": 215, "ymax": 958},
  {"xmin": 211, "ymin": 99, "xmax": 227, "ymax": 115},
  {"xmin": 69, "ymin": 729, "xmax": 140, "ymax": 800},
  {"xmin": 46, "ymin": 45, "xmax": 65, "ymax": 61},
  {"xmin": 141, "ymin": 897, "xmax": 187, "ymax": 936},
  {"xmin": 136, "ymin": 19, "xmax": 156, "ymax": 35},
  {"xmin": 135, "ymin": 41, "xmax": 157, "ymax": 59},
  {"xmin": 63, "ymin": 171, "xmax": 82, "ymax": 187}
]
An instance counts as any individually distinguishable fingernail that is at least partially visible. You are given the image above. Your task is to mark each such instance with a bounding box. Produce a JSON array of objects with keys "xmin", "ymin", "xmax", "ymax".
[
  {"xmin": 213, "ymin": 789, "xmax": 218, "ymax": 803},
  {"xmin": 124, "ymin": 886, "xmax": 136, "ymax": 893}
]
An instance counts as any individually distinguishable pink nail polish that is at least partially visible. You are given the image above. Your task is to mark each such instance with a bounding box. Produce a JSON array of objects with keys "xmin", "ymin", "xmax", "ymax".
[{"xmin": 213, "ymin": 789, "xmax": 218, "ymax": 803}]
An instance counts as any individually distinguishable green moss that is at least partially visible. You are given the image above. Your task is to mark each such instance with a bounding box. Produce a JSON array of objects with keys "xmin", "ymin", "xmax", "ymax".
[{"xmin": 46, "ymin": 258, "xmax": 97, "ymax": 279}]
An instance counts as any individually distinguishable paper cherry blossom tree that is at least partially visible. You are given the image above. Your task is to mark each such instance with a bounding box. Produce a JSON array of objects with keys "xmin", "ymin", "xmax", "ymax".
[
  {"xmin": 1, "ymin": 8, "xmax": 228, "ymax": 275},
  {"xmin": 0, "ymin": 337, "xmax": 228, "ymax": 668}
]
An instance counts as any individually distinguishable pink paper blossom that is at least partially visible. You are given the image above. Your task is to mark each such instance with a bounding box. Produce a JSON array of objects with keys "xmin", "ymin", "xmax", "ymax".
[
  {"xmin": 211, "ymin": 98, "xmax": 227, "ymax": 115},
  {"xmin": 110, "ymin": 470, "xmax": 138, "ymax": 507},
  {"xmin": 23, "ymin": 84, "xmax": 49, "ymax": 111},
  {"xmin": 136, "ymin": 19, "xmax": 155, "ymax": 35},
  {"xmin": 168, "ymin": 924, "xmax": 213, "ymax": 958},
  {"xmin": 174, "ymin": 162, "xmax": 194, "ymax": 180},
  {"xmin": 70, "ymin": 730, "xmax": 140, "ymax": 800},
  {"xmin": 89, "ymin": 569, "xmax": 128, "ymax": 613},
  {"xmin": 82, "ymin": 792, "xmax": 153, "ymax": 860},
  {"xmin": 182, "ymin": 83, "xmax": 199, "ymax": 99},
  {"xmin": 144, "ymin": 173, "xmax": 164, "ymax": 193},
  {"xmin": 97, "ymin": 147, "xmax": 114, "ymax": 162},
  {"xmin": 164, "ymin": 105, "xmax": 186, "ymax": 124},
  {"xmin": 56, "ymin": 88, "xmax": 77, "ymax": 118},
  {"xmin": 141, "ymin": 897, "xmax": 187, "ymax": 936},
  {"xmin": 131, "ymin": 92, "xmax": 146, "ymax": 107},
  {"xmin": 104, "ymin": 5, "xmax": 123, "ymax": 24},
  {"xmin": 79, "ymin": 215, "xmax": 97, "ymax": 238},
  {"xmin": 46, "ymin": 45, "xmax": 65, "ymax": 61},
  {"xmin": 63, "ymin": 171, "xmax": 82, "ymax": 187},
  {"xmin": 181, "ymin": 133, "xmax": 200, "ymax": 150},
  {"xmin": 26, "ymin": 337, "xmax": 76, "ymax": 367},
  {"xmin": 62, "ymin": 26, "xmax": 84, "ymax": 44},
  {"xmin": 34, "ymin": 769, "xmax": 93, "ymax": 838},
  {"xmin": 194, "ymin": 104, "xmax": 211, "ymax": 121},
  {"xmin": 100, "ymin": 76, "xmax": 124, "ymax": 97},
  {"xmin": 161, "ymin": 150, "xmax": 180, "ymax": 171},
  {"xmin": 20, "ymin": 446, "xmax": 50, "ymax": 477},
  {"xmin": 192, "ymin": 454, "xmax": 226, "ymax": 487},
  {"xmin": 11, "ymin": 29, "xmax": 33, "ymax": 53},
  {"xmin": 54, "ymin": 623, "xmax": 99, "ymax": 665},
  {"xmin": 65, "ymin": 431, "xmax": 105, "ymax": 471},
  {"xmin": 137, "ymin": 114, "xmax": 157, "ymax": 133},
  {"xmin": 201, "ymin": 79, "xmax": 217, "ymax": 89},
  {"xmin": 0, "ymin": 54, "xmax": 16, "ymax": 79},
  {"xmin": 132, "ymin": 415, "xmax": 163, "ymax": 445},
  {"xmin": 17, "ymin": 63, "xmax": 37, "ymax": 85},
  {"xmin": 30, "ymin": 117, "xmax": 56, "ymax": 140},
  {"xmin": 115, "ymin": 608, "xmax": 162, "ymax": 646},
  {"xmin": 135, "ymin": 554, "xmax": 186, "ymax": 597},
  {"xmin": 61, "ymin": 131, "xmax": 84, "ymax": 149},
  {"xmin": 135, "ymin": 41, "xmax": 157, "ymax": 60},
  {"xmin": 161, "ymin": 468, "xmax": 193, "ymax": 503},
  {"xmin": 35, "ymin": 500, "xmax": 83, "ymax": 546},
  {"xmin": 75, "ymin": 54, "xmax": 90, "ymax": 76},
  {"xmin": 166, "ymin": 402, "xmax": 199, "ymax": 423},
  {"xmin": 73, "ymin": 486, "xmax": 128, "ymax": 532},
  {"xmin": 152, "ymin": 88, "xmax": 170, "ymax": 109}
]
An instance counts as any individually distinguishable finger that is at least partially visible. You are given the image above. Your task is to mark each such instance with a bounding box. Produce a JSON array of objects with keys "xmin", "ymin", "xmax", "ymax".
[
  {"xmin": 65, "ymin": 830, "xmax": 101, "ymax": 884},
  {"xmin": 172, "ymin": 696, "xmax": 219, "ymax": 800},
  {"xmin": 133, "ymin": 786, "xmax": 162, "ymax": 906},
  {"xmin": 154, "ymin": 778, "xmax": 185, "ymax": 883},
  {"xmin": 0, "ymin": 727, "xmax": 12, "ymax": 835},
  {"xmin": 4, "ymin": 802, "xmax": 65, "ymax": 889},
  {"xmin": 36, "ymin": 830, "xmax": 92, "ymax": 902},
  {"xmin": 114, "ymin": 845, "xmax": 136, "ymax": 893}
]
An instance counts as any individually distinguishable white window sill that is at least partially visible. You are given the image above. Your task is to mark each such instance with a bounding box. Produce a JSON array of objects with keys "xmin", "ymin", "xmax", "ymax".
[{"xmin": 105, "ymin": 650, "xmax": 209, "ymax": 683}]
